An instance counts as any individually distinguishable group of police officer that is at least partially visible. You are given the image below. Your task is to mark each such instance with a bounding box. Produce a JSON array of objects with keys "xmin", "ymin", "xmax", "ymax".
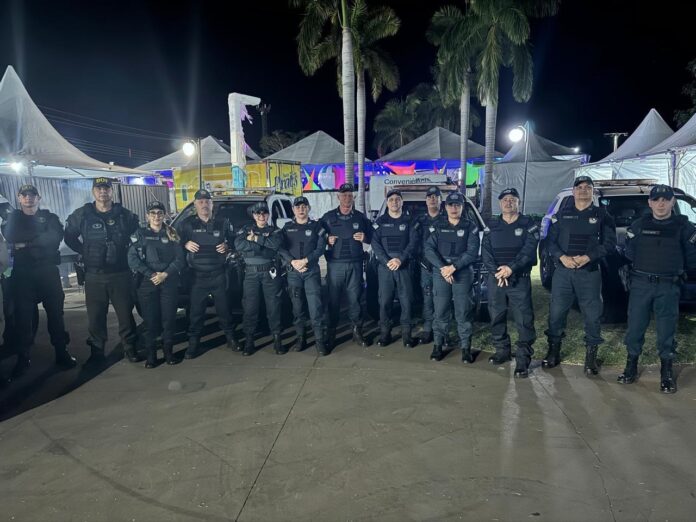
[{"xmin": 1, "ymin": 175, "xmax": 693, "ymax": 394}]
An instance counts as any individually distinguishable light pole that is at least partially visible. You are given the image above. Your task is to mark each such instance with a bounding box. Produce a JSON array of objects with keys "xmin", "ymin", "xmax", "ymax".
[
  {"xmin": 182, "ymin": 138, "xmax": 203, "ymax": 189},
  {"xmin": 508, "ymin": 122, "xmax": 530, "ymax": 214}
]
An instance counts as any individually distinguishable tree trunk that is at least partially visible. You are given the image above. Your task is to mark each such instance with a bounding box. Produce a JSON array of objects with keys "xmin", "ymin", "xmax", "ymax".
[
  {"xmin": 459, "ymin": 68, "xmax": 471, "ymax": 188},
  {"xmin": 356, "ymin": 69, "xmax": 367, "ymax": 213},
  {"xmin": 341, "ymin": 18, "xmax": 355, "ymax": 189},
  {"xmin": 481, "ymin": 93, "xmax": 498, "ymax": 219}
]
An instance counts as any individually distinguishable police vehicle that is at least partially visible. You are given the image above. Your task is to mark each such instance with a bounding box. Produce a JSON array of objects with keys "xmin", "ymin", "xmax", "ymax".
[
  {"xmin": 538, "ymin": 179, "xmax": 696, "ymax": 321},
  {"xmin": 365, "ymin": 177, "xmax": 489, "ymax": 322}
]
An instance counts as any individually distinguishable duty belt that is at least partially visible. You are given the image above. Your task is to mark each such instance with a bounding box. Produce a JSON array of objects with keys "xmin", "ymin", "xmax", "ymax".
[
  {"xmin": 245, "ymin": 263, "xmax": 274, "ymax": 273},
  {"xmin": 193, "ymin": 268, "xmax": 225, "ymax": 278},
  {"xmin": 630, "ymin": 270, "xmax": 683, "ymax": 284}
]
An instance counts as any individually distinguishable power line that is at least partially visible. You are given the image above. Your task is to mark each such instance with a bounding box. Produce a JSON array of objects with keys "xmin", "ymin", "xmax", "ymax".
[{"xmin": 47, "ymin": 115, "xmax": 183, "ymax": 141}]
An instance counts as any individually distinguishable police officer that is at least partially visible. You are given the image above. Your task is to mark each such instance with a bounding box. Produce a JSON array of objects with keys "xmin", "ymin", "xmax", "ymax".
[
  {"xmin": 372, "ymin": 189, "xmax": 419, "ymax": 348},
  {"xmin": 544, "ymin": 175, "xmax": 616, "ymax": 375},
  {"xmin": 3, "ymin": 184, "xmax": 77, "ymax": 380},
  {"xmin": 424, "ymin": 192, "xmax": 480, "ymax": 362},
  {"xmin": 279, "ymin": 196, "xmax": 328, "ymax": 356},
  {"xmin": 415, "ymin": 186, "xmax": 445, "ymax": 344},
  {"xmin": 618, "ymin": 185, "xmax": 696, "ymax": 393},
  {"xmin": 128, "ymin": 201, "xmax": 186, "ymax": 368},
  {"xmin": 482, "ymin": 188, "xmax": 539, "ymax": 378},
  {"xmin": 234, "ymin": 201, "xmax": 284, "ymax": 356},
  {"xmin": 65, "ymin": 177, "xmax": 141, "ymax": 364},
  {"xmin": 320, "ymin": 183, "xmax": 372, "ymax": 349},
  {"xmin": 177, "ymin": 189, "xmax": 239, "ymax": 359},
  {"xmin": 0, "ymin": 230, "xmax": 7, "ymax": 384}
]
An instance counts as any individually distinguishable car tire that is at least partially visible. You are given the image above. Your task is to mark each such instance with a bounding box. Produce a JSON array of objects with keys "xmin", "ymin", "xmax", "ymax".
[{"xmin": 539, "ymin": 241, "xmax": 555, "ymax": 290}]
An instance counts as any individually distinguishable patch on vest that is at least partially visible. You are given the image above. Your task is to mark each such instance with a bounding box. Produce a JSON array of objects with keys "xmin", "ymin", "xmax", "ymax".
[
  {"xmin": 161, "ymin": 237, "xmax": 169, "ymax": 244},
  {"xmin": 372, "ymin": 223, "xmax": 379, "ymax": 229},
  {"xmin": 38, "ymin": 216, "xmax": 46, "ymax": 223},
  {"xmin": 353, "ymin": 222, "xmax": 360, "ymax": 230},
  {"xmin": 107, "ymin": 219, "xmax": 116, "ymax": 226},
  {"xmin": 305, "ymin": 229, "xmax": 312, "ymax": 236},
  {"xmin": 399, "ymin": 224, "xmax": 406, "ymax": 231},
  {"xmin": 92, "ymin": 223, "xmax": 103, "ymax": 229},
  {"xmin": 213, "ymin": 230, "xmax": 220, "ymax": 237},
  {"xmin": 514, "ymin": 228, "xmax": 523, "ymax": 236},
  {"xmin": 456, "ymin": 229, "xmax": 465, "ymax": 237},
  {"xmin": 428, "ymin": 226, "xmax": 435, "ymax": 233},
  {"xmin": 589, "ymin": 217, "xmax": 598, "ymax": 224}
]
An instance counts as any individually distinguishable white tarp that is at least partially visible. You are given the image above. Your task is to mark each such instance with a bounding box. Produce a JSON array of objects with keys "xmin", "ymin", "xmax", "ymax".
[
  {"xmin": 377, "ymin": 127, "xmax": 488, "ymax": 161},
  {"xmin": 138, "ymin": 135, "xmax": 259, "ymax": 171},
  {"xmin": 612, "ymin": 152, "xmax": 672, "ymax": 184}
]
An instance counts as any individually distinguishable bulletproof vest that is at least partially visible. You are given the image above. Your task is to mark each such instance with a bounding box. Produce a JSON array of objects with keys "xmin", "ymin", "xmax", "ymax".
[
  {"xmin": 632, "ymin": 218, "xmax": 684, "ymax": 275},
  {"xmin": 187, "ymin": 217, "xmax": 227, "ymax": 272},
  {"xmin": 81, "ymin": 204, "xmax": 129, "ymax": 269},
  {"xmin": 489, "ymin": 216, "xmax": 530, "ymax": 266},
  {"xmin": 8, "ymin": 209, "xmax": 60, "ymax": 267},
  {"xmin": 376, "ymin": 214, "xmax": 411, "ymax": 258},
  {"xmin": 136, "ymin": 227, "xmax": 177, "ymax": 272},
  {"xmin": 284, "ymin": 220, "xmax": 320, "ymax": 260},
  {"xmin": 557, "ymin": 206, "xmax": 602, "ymax": 256},
  {"xmin": 326, "ymin": 209, "xmax": 365, "ymax": 261},
  {"xmin": 436, "ymin": 219, "xmax": 472, "ymax": 263},
  {"xmin": 241, "ymin": 224, "xmax": 277, "ymax": 263}
]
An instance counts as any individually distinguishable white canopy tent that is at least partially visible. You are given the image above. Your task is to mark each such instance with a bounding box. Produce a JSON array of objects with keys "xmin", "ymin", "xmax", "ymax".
[
  {"xmin": 377, "ymin": 127, "xmax": 489, "ymax": 161},
  {"xmin": 266, "ymin": 130, "xmax": 362, "ymax": 163},
  {"xmin": 138, "ymin": 135, "xmax": 259, "ymax": 171}
]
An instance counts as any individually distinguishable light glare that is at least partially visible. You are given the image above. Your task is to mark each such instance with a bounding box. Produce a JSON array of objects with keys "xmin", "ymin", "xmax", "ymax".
[
  {"xmin": 509, "ymin": 127, "xmax": 524, "ymax": 143},
  {"xmin": 182, "ymin": 142, "xmax": 196, "ymax": 157}
]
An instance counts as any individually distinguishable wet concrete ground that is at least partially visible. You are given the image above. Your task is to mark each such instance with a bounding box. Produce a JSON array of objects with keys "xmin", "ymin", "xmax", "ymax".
[{"xmin": 1, "ymin": 291, "xmax": 695, "ymax": 521}]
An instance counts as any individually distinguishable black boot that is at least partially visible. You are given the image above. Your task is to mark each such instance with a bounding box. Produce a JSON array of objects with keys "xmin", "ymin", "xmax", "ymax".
[
  {"xmin": 617, "ymin": 356, "xmax": 638, "ymax": 384},
  {"xmin": 316, "ymin": 340, "xmax": 329, "ymax": 356},
  {"xmin": 243, "ymin": 336, "xmax": 255, "ymax": 356},
  {"xmin": 488, "ymin": 347, "xmax": 511, "ymax": 365},
  {"xmin": 9, "ymin": 355, "xmax": 31, "ymax": 381},
  {"xmin": 514, "ymin": 343, "xmax": 533, "ymax": 379},
  {"xmin": 419, "ymin": 330, "xmax": 433, "ymax": 344},
  {"xmin": 461, "ymin": 346, "xmax": 474, "ymax": 364},
  {"xmin": 163, "ymin": 344, "xmax": 179, "ymax": 365},
  {"xmin": 55, "ymin": 347, "xmax": 77, "ymax": 369},
  {"xmin": 293, "ymin": 333, "xmax": 307, "ymax": 352},
  {"xmin": 584, "ymin": 345, "xmax": 599, "ymax": 376},
  {"xmin": 124, "ymin": 344, "xmax": 144, "ymax": 363},
  {"xmin": 326, "ymin": 328, "xmax": 336, "ymax": 351},
  {"xmin": 145, "ymin": 347, "xmax": 157, "ymax": 369},
  {"xmin": 660, "ymin": 359, "xmax": 677, "ymax": 394},
  {"xmin": 430, "ymin": 344, "xmax": 444, "ymax": 362},
  {"xmin": 352, "ymin": 326, "xmax": 369, "ymax": 347},
  {"xmin": 85, "ymin": 343, "xmax": 106, "ymax": 366},
  {"xmin": 184, "ymin": 338, "xmax": 198, "ymax": 360},
  {"xmin": 377, "ymin": 329, "xmax": 392, "ymax": 347},
  {"xmin": 226, "ymin": 331, "xmax": 240, "ymax": 352},
  {"xmin": 542, "ymin": 341, "xmax": 562, "ymax": 368},
  {"xmin": 402, "ymin": 328, "xmax": 415, "ymax": 349},
  {"xmin": 274, "ymin": 334, "xmax": 288, "ymax": 355}
]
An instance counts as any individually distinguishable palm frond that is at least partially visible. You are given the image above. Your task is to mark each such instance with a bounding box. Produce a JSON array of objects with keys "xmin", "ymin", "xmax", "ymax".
[
  {"xmin": 498, "ymin": 6, "xmax": 530, "ymax": 45},
  {"xmin": 510, "ymin": 43, "xmax": 533, "ymax": 102}
]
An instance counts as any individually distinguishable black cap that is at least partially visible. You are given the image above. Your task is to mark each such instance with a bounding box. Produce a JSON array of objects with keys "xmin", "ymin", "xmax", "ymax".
[
  {"xmin": 93, "ymin": 177, "xmax": 113, "ymax": 188},
  {"xmin": 445, "ymin": 192, "xmax": 464, "ymax": 205},
  {"xmin": 194, "ymin": 189, "xmax": 211, "ymax": 200},
  {"xmin": 146, "ymin": 200, "xmax": 166, "ymax": 212},
  {"xmin": 498, "ymin": 187, "xmax": 520, "ymax": 200},
  {"xmin": 573, "ymin": 176, "xmax": 594, "ymax": 187},
  {"xmin": 18, "ymin": 184, "xmax": 38, "ymax": 196},
  {"xmin": 251, "ymin": 202, "xmax": 269, "ymax": 214},
  {"xmin": 425, "ymin": 186, "xmax": 441, "ymax": 197},
  {"xmin": 386, "ymin": 189, "xmax": 402, "ymax": 199},
  {"xmin": 649, "ymin": 184, "xmax": 675, "ymax": 200},
  {"xmin": 338, "ymin": 183, "xmax": 354, "ymax": 193},
  {"xmin": 293, "ymin": 196, "xmax": 310, "ymax": 206}
]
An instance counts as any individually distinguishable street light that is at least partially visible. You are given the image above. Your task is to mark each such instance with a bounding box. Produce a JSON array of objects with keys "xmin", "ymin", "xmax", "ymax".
[
  {"xmin": 508, "ymin": 121, "xmax": 531, "ymax": 214},
  {"xmin": 182, "ymin": 138, "xmax": 203, "ymax": 189},
  {"xmin": 10, "ymin": 161, "xmax": 23, "ymax": 173}
]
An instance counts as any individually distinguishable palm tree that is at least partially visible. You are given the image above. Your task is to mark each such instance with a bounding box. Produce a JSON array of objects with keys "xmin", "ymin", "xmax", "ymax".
[{"xmin": 373, "ymin": 98, "xmax": 419, "ymax": 154}]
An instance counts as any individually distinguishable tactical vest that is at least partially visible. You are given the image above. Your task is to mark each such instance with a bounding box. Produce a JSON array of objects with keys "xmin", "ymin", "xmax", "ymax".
[
  {"xmin": 186, "ymin": 217, "xmax": 227, "ymax": 272},
  {"xmin": 8, "ymin": 209, "xmax": 60, "ymax": 267},
  {"xmin": 134, "ymin": 227, "xmax": 177, "ymax": 272},
  {"xmin": 632, "ymin": 218, "xmax": 684, "ymax": 275},
  {"xmin": 376, "ymin": 214, "xmax": 412, "ymax": 258},
  {"xmin": 489, "ymin": 216, "xmax": 534, "ymax": 267},
  {"xmin": 436, "ymin": 220, "xmax": 472, "ymax": 263},
  {"xmin": 325, "ymin": 209, "xmax": 365, "ymax": 261},
  {"xmin": 284, "ymin": 220, "xmax": 321, "ymax": 261},
  {"xmin": 556, "ymin": 206, "xmax": 603, "ymax": 256},
  {"xmin": 240, "ymin": 224, "xmax": 277, "ymax": 264},
  {"xmin": 80, "ymin": 204, "xmax": 129, "ymax": 269}
]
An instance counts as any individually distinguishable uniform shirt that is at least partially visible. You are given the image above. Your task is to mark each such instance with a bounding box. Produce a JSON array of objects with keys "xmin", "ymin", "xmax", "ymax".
[
  {"xmin": 127, "ymin": 226, "xmax": 186, "ymax": 278},
  {"xmin": 3, "ymin": 209, "xmax": 63, "ymax": 268},
  {"xmin": 424, "ymin": 216, "xmax": 480, "ymax": 270},
  {"xmin": 278, "ymin": 219, "xmax": 326, "ymax": 267},
  {"xmin": 547, "ymin": 203, "xmax": 616, "ymax": 270},
  {"xmin": 234, "ymin": 223, "xmax": 281, "ymax": 265},
  {"xmin": 320, "ymin": 207, "xmax": 372, "ymax": 263},
  {"xmin": 625, "ymin": 214, "xmax": 696, "ymax": 275},
  {"xmin": 371, "ymin": 212, "xmax": 419, "ymax": 267},
  {"xmin": 481, "ymin": 214, "xmax": 539, "ymax": 274}
]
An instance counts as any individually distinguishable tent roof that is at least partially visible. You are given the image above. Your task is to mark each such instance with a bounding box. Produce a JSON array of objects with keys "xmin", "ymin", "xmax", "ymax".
[
  {"xmin": 266, "ymin": 130, "xmax": 363, "ymax": 163},
  {"xmin": 600, "ymin": 109, "xmax": 674, "ymax": 162},
  {"xmin": 643, "ymin": 109, "xmax": 696, "ymax": 154},
  {"xmin": 377, "ymin": 127, "xmax": 490, "ymax": 162},
  {"xmin": 137, "ymin": 135, "xmax": 260, "ymax": 171},
  {"xmin": 0, "ymin": 66, "xmax": 147, "ymax": 176},
  {"xmin": 502, "ymin": 125, "xmax": 573, "ymax": 163}
]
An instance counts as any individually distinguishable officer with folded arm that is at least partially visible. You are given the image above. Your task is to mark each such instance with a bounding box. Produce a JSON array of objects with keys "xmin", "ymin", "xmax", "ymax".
[
  {"xmin": 278, "ymin": 196, "xmax": 328, "ymax": 355},
  {"xmin": 617, "ymin": 184, "xmax": 696, "ymax": 393},
  {"xmin": 176, "ymin": 189, "xmax": 239, "ymax": 359},
  {"xmin": 235, "ymin": 201, "xmax": 284, "ymax": 356},
  {"xmin": 64, "ymin": 177, "xmax": 141, "ymax": 365},
  {"xmin": 482, "ymin": 188, "xmax": 539, "ymax": 378},
  {"xmin": 4, "ymin": 184, "xmax": 77, "ymax": 380}
]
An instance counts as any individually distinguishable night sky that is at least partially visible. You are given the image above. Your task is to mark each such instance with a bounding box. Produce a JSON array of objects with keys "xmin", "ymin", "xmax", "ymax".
[{"xmin": 1, "ymin": 0, "xmax": 694, "ymax": 167}]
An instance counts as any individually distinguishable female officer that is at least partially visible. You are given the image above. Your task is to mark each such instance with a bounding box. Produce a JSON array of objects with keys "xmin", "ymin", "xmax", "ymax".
[{"xmin": 128, "ymin": 201, "xmax": 185, "ymax": 368}]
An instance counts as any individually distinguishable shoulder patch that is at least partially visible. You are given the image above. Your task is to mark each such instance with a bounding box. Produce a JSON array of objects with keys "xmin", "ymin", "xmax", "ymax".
[
  {"xmin": 689, "ymin": 231, "xmax": 696, "ymax": 244},
  {"xmin": 626, "ymin": 229, "xmax": 635, "ymax": 239},
  {"xmin": 527, "ymin": 224, "xmax": 539, "ymax": 233}
]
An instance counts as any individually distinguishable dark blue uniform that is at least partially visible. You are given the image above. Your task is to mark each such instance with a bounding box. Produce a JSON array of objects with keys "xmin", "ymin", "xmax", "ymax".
[
  {"xmin": 415, "ymin": 211, "xmax": 444, "ymax": 343},
  {"xmin": 544, "ymin": 203, "xmax": 616, "ymax": 372},
  {"xmin": 482, "ymin": 215, "xmax": 539, "ymax": 374},
  {"xmin": 234, "ymin": 222, "xmax": 283, "ymax": 354},
  {"xmin": 65, "ymin": 202, "xmax": 140, "ymax": 361},
  {"xmin": 4, "ymin": 208, "xmax": 75, "ymax": 376},
  {"xmin": 424, "ymin": 216, "xmax": 480, "ymax": 361},
  {"xmin": 371, "ymin": 212, "xmax": 419, "ymax": 346},
  {"xmin": 619, "ymin": 214, "xmax": 696, "ymax": 391},
  {"xmin": 320, "ymin": 207, "xmax": 372, "ymax": 347},
  {"xmin": 177, "ymin": 214, "xmax": 237, "ymax": 357},
  {"xmin": 128, "ymin": 226, "xmax": 186, "ymax": 366},
  {"xmin": 279, "ymin": 218, "xmax": 327, "ymax": 354}
]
